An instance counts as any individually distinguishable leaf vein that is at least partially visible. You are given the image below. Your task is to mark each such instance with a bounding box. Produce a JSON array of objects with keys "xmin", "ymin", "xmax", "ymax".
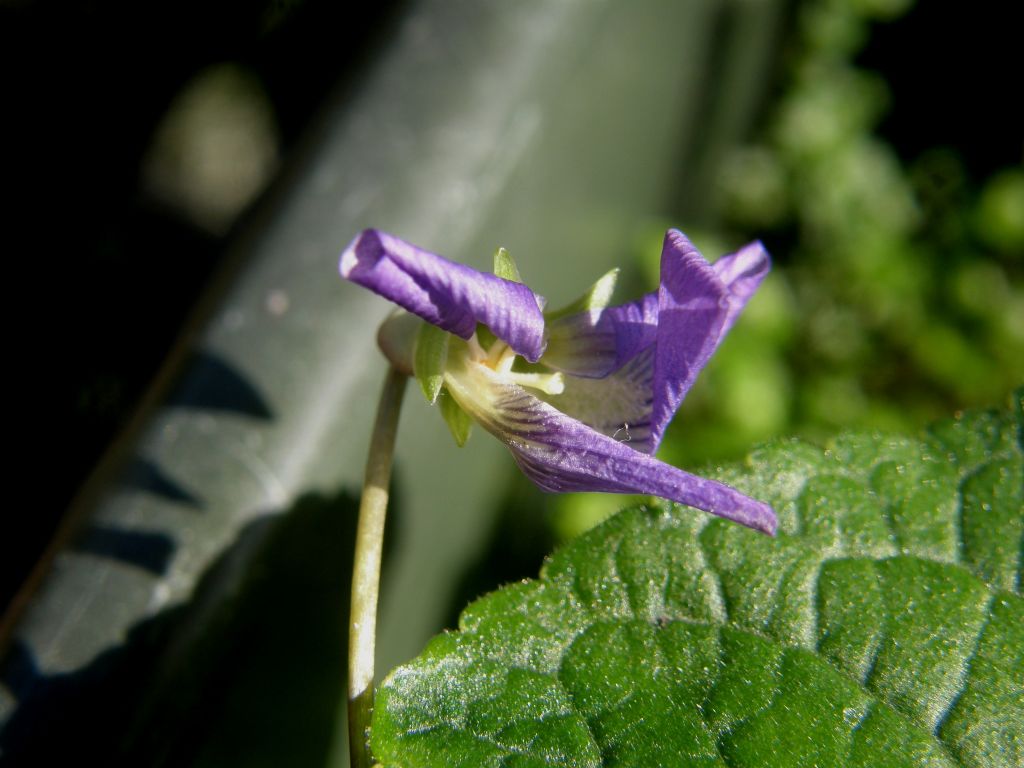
[
  {"xmin": 931, "ymin": 592, "xmax": 996, "ymax": 745},
  {"xmin": 697, "ymin": 530, "xmax": 730, "ymax": 625},
  {"xmin": 859, "ymin": 560, "xmax": 888, "ymax": 689}
]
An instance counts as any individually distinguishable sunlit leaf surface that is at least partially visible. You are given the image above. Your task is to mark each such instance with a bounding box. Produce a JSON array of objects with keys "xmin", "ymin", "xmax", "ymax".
[{"xmin": 372, "ymin": 391, "xmax": 1022, "ymax": 767}]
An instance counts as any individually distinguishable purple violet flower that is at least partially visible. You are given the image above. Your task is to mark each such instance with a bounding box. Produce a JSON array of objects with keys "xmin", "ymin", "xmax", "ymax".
[{"xmin": 340, "ymin": 228, "xmax": 776, "ymax": 534}]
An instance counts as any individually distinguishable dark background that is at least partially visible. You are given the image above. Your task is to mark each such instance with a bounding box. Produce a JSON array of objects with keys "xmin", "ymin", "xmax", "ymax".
[
  {"xmin": 2, "ymin": 0, "xmax": 406, "ymax": 615},
  {"xmin": 2, "ymin": 0, "xmax": 1021, "ymax": 619}
]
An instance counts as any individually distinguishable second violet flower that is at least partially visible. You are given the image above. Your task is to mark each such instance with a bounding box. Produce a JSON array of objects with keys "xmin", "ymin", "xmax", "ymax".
[{"xmin": 341, "ymin": 228, "xmax": 776, "ymax": 535}]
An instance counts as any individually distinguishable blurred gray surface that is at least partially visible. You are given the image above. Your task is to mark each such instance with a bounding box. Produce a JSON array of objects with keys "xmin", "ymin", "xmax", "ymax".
[{"xmin": 1, "ymin": 0, "xmax": 785, "ymax": 764}]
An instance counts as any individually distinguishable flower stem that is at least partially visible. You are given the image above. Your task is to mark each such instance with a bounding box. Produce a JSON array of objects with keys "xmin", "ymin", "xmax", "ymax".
[{"xmin": 348, "ymin": 366, "xmax": 407, "ymax": 768}]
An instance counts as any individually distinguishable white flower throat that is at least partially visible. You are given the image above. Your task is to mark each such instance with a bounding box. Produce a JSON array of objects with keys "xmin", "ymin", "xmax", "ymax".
[{"xmin": 464, "ymin": 333, "xmax": 565, "ymax": 396}]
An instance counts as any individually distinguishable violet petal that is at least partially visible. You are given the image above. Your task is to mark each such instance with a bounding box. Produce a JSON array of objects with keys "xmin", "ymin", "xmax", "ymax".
[
  {"xmin": 711, "ymin": 239, "xmax": 772, "ymax": 338},
  {"xmin": 509, "ymin": 389, "xmax": 773, "ymax": 534},
  {"xmin": 444, "ymin": 357, "xmax": 776, "ymax": 534},
  {"xmin": 543, "ymin": 292, "xmax": 658, "ymax": 378},
  {"xmin": 647, "ymin": 230, "xmax": 770, "ymax": 451},
  {"xmin": 543, "ymin": 231, "xmax": 769, "ymax": 455},
  {"xmin": 340, "ymin": 229, "xmax": 547, "ymax": 362},
  {"xmin": 544, "ymin": 348, "xmax": 657, "ymax": 453}
]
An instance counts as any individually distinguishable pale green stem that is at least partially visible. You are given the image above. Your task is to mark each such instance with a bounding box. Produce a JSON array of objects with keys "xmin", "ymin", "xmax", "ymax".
[{"xmin": 349, "ymin": 366, "xmax": 407, "ymax": 768}]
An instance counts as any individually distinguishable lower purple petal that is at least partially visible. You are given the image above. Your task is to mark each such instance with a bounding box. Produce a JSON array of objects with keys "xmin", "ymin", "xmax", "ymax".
[
  {"xmin": 445, "ymin": 357, "xmax": 775, "ymax": 534},
  {"xmin": 509, "ymin": 404, "xmax": 776, "ymax": 534},
  {"xmin": 340, "ymin": 229, "xmax": 547, "ymax": 362}
]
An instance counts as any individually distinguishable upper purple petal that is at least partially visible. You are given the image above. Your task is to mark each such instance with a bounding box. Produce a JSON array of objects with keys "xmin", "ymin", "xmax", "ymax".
[
  {"xmin": 543, "ymin": 292, "xmax": 658, "ymax": 378},
  {"xmin": 648, "ymin": 230, "xmax": 769, "ymax": 451},
  {"xmin": 709, "ymin": 239, "xmax": 773, "ymax": 336},
  {"xmin": 443, "ymin": 359, "xmax": 775, "ymax": 534},
  {"xmin": 646, "ymin": 231, "xmax": 728, "ymax": 451},
  {"xmin": 340, "ymin": 229, "xmax": 547, "ymax": 362},
  {"xmin": 542, "ymin": 230, "xmax": 770, "ymax": 454}
]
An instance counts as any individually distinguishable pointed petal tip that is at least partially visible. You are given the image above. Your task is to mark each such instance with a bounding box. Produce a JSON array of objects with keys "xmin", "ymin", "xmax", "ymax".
[
  {"xmin": 723, "ymin": 239, "xmax": 772, "ymax": 281},
  {"xmin": 663, "ymin": 227, "xmax": 700, "ymax": 259},
  {"xmin": 748, "ymin": 238, "xmax": 770, "ymax": 260},
  {"xmin": 753, "ymin": 502, "xmax": 778, "ymax": 536},
  {"xmin": 700, "ymin": 490, "xmax": 777, "ymax": 536},
  {"xmin": 661, "ymin": 228, "xmax": 772, "ymax": 280}
]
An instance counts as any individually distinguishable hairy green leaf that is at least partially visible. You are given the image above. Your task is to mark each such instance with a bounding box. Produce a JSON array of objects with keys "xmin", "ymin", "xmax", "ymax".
[{"xmin": 373, "ymin": 391, "xmax": 1023, "ymax": 767}]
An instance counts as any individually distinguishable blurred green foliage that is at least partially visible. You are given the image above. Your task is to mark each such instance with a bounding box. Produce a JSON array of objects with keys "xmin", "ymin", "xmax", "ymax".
[
  {"xmin": 550, "ymin": 0, "xmax": 1022, "ymax": 539},
  {"xmin": 666, "ymin": 0, "xmax": 1022, "ymax": 459}
]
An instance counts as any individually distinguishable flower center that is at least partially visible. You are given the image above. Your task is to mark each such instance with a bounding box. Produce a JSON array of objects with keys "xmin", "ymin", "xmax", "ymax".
[{"xmin": 466, "ymin": 333, "xmax": 565, "ymax": 396}]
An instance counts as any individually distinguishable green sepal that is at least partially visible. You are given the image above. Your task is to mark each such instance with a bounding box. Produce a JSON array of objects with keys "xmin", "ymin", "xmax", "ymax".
[
  {"xmin": 492, "ymin": 247, "xmax": 523, "ymax": 283},
  {"xmin": 475, "ymin": 323, "xmax": 498, "ymax": 352},
  {"xmin": 414, "ymin": 323, "xmax": 449, "ymax": 404},
  {"xmin": 439, "ymin": 389, "xmax": 473, "ymax": 446},
  {"xmin": 545, "ymin": 267, "xmax": 619, "ymax": 320}
]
